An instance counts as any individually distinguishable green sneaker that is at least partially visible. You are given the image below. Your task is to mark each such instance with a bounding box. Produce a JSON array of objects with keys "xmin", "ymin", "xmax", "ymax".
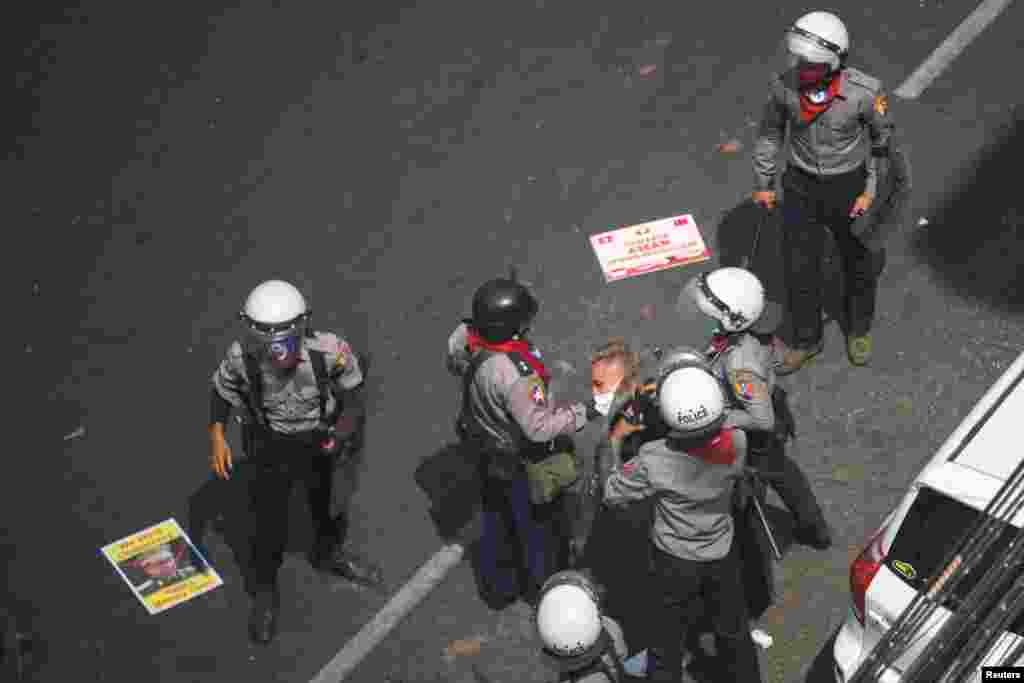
[{"xmin": 847, "ymin": 334, "xmax": 873, "ymax": 366}]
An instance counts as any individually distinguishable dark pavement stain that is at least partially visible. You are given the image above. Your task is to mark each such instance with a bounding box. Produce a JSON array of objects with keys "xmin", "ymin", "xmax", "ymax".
[{"xmin": 913, "ymin": 118, "xmax": 1024, "ymax": 312}]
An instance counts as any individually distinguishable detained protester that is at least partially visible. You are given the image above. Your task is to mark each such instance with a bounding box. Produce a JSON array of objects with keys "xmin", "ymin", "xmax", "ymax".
[
  {"xmin": 209, "ymin": 280, "xmax": 382, "ymax": 644},
  {"xmin": 604, "ymin": 366, "xmax": 762, "ymax": 683},
  {"xmin": 681, "ymin": 266, "xmax": 832, "ymax": 549},
  {"xmin": 446, "ymin": 278, "xmax": 602, "ymax": 607},
  {"xmin": 753, "ymin": 11, "xmax": 896, "ymax": 372},
  {"xmin": 535, "ymin": 570, "xmax": 645, "ymax": 682}
]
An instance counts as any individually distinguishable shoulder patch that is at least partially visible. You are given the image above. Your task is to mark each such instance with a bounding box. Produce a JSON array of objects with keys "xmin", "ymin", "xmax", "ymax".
[
  {"xmin": 728, "ymin": 368, "xmax": 757, "ymax": 384},
  {"xmin": 874, "ymin": 94, "xmax": 889, "ymax": 116},
  {"xmin": 728, "ymin": 368, "xmax": 767, "ymax": 401},
  {"xmin": 528, "ymin": 377, "xmax": 546, "ymax": 406},
  {"xmin": 506, "ymin": 352, "xmax": 534, "ymax": 378}
]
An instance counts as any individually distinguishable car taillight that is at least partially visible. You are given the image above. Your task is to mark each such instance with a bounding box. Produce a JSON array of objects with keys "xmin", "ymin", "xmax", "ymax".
[{"xmin": 850, "ymin": 525, "xmax": 889, "ymax": 625}]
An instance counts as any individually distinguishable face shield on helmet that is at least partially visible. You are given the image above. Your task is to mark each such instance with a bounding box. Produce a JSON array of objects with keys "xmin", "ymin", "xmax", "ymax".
[
  {"xmin": 780, "ymin": 12, "xmax": 848, "ymax": 93},
  {"xmin": 239, "ymin": 280, "xmax": 310, "ymax": 370}
]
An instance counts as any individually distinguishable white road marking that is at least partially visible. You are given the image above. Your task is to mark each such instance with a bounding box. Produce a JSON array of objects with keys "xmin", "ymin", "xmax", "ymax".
[
  {"xmin": 309, "ymin": 543, "xmax": 466, "ymax": 683},
  {"xmin": 895, "ymin": 0, "xmax": 1016, "ymax": 99}
]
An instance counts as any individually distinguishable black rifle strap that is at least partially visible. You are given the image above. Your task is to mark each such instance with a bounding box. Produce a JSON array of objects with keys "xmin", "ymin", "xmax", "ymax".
[
  {"xmin": 242, "ymin": 352, "xmax": 268, "ymax": 427},
  {"xmin": 308, "ymin": 348, "xmax": 338, "ymax": 428}
]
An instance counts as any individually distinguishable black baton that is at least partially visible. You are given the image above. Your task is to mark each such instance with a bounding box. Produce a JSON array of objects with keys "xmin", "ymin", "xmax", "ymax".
[{"xmin": 742, "ymin": 206, "xmax": 771, "ymax": 270}]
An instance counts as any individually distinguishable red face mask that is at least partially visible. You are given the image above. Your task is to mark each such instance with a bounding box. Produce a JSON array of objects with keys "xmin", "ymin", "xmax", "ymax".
[{"xmin": 267, "ymin": 335, "xmax": 302, "ymax": 370}]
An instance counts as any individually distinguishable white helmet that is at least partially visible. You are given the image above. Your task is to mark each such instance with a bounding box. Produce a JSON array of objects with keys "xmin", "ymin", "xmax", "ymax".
[
  {"xmin": 240, "ymin": 280, "xmax": 309, "ymax": 341},
  {"xmin": 786, "ymin": 11, "xmax": 849, "ymax": 70},
  {"xmin": 536, "ymin": 571, "xmax": 607, "ymax": 673},
  {"xmin": 680, "ymin": 267, "xmax": 765, "ymax": 333},
  {"xmin": 657, "ymin": 366, "xmax": 727, "ymax": 437}
]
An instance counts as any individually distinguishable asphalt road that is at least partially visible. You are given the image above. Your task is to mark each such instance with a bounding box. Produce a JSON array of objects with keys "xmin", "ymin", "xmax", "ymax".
[{"xmin": 5, "ymin": 0, "xmax": 1024, "ymax": 682}]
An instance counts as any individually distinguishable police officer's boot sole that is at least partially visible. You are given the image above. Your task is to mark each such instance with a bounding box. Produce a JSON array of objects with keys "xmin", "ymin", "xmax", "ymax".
[{"xmin": 248, "ymin": 591, "xmax": 280, "ymax": 645}]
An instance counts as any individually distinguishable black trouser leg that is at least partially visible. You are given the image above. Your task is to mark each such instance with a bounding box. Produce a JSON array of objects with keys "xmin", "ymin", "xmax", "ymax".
[
  {"xmin": 833, "ymin": 220, "xmax": 886, "ymax": 336},
  {"xmin": 304, "ymin": 450, "xmax": 343, "ymax": 545},
  {"xmin": 246, "ymin": 457, "xmax": 297, "ymax": 595},
  {"xmin": 781, "ymin": 178, "xmax": 827, "ymax": 349},
  {"xmin": 706, "ymin": 543, "xmax": 763, "ymax": 683},
  {"xmin": 647, "ymin": 547, "xmax": 704, "ymax": 683}
]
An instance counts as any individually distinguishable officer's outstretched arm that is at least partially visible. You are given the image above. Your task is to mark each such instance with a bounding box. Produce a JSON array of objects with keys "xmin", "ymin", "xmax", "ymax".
[
  {"xmin": 506, "ymin": 376, "xmax": 586, "ymax": 441},
  {"xmin": 603, "ymin": 456, "xmax": 654, "ymax": 508}
]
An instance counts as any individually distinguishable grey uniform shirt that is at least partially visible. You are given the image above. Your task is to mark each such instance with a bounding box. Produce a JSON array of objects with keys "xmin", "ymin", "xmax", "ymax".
[
  {"xmin": 603, "ymin": 430, "xmax": 748, "ymax": 561},
  {"xmin": 753, "ymin": 66, "xmax": 895, "ymax": 198},
  {"xmin": 212, "ymin": 331, "xmax": 363, "ymax": 434},
  {"xmin": 446, "ymin": 323, "xmax": 586, "ymax": 446},
  {"xmin": 708, "ymin": 333, "xmax": 776, "ymax": 434}
]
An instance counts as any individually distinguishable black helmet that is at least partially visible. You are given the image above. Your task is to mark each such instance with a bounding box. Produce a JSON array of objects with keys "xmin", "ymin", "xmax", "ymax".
[{"xmin": 470, "ymin": 278, "xmax": 538, "ymax": 342}]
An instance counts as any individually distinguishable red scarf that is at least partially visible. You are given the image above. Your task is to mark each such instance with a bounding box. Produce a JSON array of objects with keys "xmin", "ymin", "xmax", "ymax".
[
  {"xmin": 466, "ymin": 327, "xmax": 551, "ymax": 384},
  {"xmin": 689, "ymin": 428, "xmax": 738, "ymax": 466},
  {"xmin": 799, "ymin": 73, "xmax": 843, "ymax": 123}
]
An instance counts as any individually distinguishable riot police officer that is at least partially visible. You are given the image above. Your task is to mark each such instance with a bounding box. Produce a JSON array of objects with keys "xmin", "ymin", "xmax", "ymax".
[
  {"xmin": 604, "ymin": 365, "xmax": 763, "ymax": 683},
  {"xmin": 535, "ymin": 570, "xmax": 639, "ymax": 682},
  {"xmin": 681, "ymin": 266, "xmax": 831, "ymax": 549},
  {"xmin": 753, "ymin": 10, "xmax": 895, "ymax": 372},
  {"xmin": 447, "ymin": 278, "xmax": 600, "ymax": 607},
  {"xmin": 209, "ymin": 280, "xmax": 381, "ymax": 644}
]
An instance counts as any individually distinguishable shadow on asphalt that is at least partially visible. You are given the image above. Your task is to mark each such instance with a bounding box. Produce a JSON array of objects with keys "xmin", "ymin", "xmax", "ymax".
[
  {"xmin": 414, "ymin": 442, "xmax": 482, "ymax": 544},
  {"xmin": 413, "ymin": 442, "xmax": 535, "ymax": 611},
  {"xmin": 911, "ymin": 115, "xmax": 1024, "ymax": 313},
  {"xmin": 185, "ymin": 471, "xmax": 254, "ymax": 588}
]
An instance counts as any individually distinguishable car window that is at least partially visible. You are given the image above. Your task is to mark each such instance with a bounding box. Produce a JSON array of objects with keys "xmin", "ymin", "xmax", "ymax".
[{"xmin": 885, "ymin": 486, "xmax": 1024, "ymax": 633}]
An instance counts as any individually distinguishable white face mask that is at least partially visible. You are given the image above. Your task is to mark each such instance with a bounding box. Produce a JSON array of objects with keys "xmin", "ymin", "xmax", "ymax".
[{"xmin": 592, "ymin": 380, "xmax": 623, "ymax": 417}]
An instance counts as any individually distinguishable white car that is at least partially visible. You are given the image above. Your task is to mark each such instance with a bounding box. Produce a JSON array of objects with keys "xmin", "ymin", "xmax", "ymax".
[{"xmin": 833, "ymin": 350, "xmax": 1024, "ymax": 682}]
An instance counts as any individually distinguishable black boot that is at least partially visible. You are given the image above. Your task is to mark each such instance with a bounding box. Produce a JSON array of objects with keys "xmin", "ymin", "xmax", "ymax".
[
  {"xmin": 248, "ymin": 588, "xmax": 280, "ymax": 645},
  {"xmin": 312, "ymin": 539, "xmax": 383, "ymax": 587}
]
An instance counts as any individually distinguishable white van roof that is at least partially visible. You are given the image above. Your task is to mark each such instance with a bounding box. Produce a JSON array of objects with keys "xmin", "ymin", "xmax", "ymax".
[
  {"xmin": 953, "ymin": 367, "xmax": 1024, "ymax": 481},
  {"xmin": 917, "ymin": 351, "xmax": 1024, "ymax": 515}
]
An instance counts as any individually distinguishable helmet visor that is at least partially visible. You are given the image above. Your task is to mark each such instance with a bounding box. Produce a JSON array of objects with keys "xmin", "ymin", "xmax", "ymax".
[{"xmin": 779, "ymin": 32, "xmax": 837, "ymax": 91}]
